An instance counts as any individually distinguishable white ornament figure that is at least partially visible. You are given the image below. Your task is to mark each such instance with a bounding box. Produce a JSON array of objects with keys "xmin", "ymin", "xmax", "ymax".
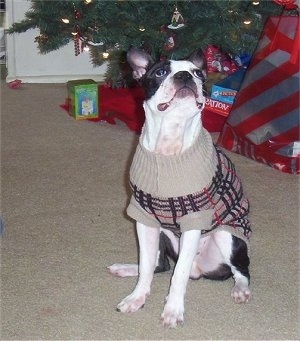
[{"xmin": 168, "ymin": 7, "xmax": 185, "ymax": 30}]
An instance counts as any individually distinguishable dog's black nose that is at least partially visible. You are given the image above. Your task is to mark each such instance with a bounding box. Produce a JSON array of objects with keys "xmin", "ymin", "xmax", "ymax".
[{"xmin": 174, "ymin": 71, "xmax": 192, "ymax": 81}]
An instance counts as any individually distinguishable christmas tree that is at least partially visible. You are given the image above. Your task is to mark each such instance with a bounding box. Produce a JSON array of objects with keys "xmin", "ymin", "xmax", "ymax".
[{"xmin": 9, "ymin": 0, "xmax": 289, "ymax": 87}]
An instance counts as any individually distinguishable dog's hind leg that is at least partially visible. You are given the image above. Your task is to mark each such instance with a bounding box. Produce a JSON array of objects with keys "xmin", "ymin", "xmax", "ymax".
[
  {"xmin": 212, "ymin": 231, "xmax": 251, "ymax": 303},
  {"xmin": 115, "ymin": 222, "xmax": 160, "ymax": 313},
  {"xmin": 229, "ymin": 236, "xmax": 251, "ymax": 303},
  {"xmin": 155, "ymin": 229, "xmax": 179, "ymax": 273}
]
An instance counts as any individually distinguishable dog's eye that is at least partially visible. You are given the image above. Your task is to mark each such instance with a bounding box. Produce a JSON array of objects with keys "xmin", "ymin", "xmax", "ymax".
[
  {"xmin": 155, "ymin": 68, "xmax": 167, "ymax": 77},
  {"xmin": 193, "ymin": 69, "xmax": 204, "ymax": 79}
]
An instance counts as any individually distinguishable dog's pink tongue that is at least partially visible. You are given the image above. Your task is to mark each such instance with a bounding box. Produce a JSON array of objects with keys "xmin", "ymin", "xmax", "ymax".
[{"xmin": 157, "ymin": 103, "xmax": 170, "ymax": 111}]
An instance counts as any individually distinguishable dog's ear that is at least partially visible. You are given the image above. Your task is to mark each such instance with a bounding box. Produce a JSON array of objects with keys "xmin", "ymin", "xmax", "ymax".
[
  {"xmin": 189, "ymin": 49, "xmax": 207, "ymax": 78},
  {"xmin": 127, "ymin": 47, "xmax": 154, "ymax": 80}
]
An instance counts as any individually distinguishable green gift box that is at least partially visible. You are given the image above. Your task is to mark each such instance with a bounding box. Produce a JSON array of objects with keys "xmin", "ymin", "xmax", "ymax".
[{"xmin": 67, "ymin": 79, "xmax": 99, "ymax": 120}]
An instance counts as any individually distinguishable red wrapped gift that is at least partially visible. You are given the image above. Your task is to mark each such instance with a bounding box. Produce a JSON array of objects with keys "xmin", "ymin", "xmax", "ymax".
[
  {"xmin": 218, "ymin": 16, "xmax": 300, "ymax": 174},
  {"xmin": 98, "ymin": 85, "xmax": 145, "ymax": 133},
  {"xmin": 202, "ymin": 97, "xmax": 232, "ymax": 132},
  {"xmin": 203, "ymin": 45, "xmax": 239, "ymax": 75}
]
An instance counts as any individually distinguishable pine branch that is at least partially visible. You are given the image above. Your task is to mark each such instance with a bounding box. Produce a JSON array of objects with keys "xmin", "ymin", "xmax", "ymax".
[{"xmin": 8, "ymin": 0, "xmax": 285, "ymax": 87}]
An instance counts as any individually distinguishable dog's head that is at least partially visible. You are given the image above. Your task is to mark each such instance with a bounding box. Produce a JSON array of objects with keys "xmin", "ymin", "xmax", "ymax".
[{"xmin": 127, "ymin": 48, "xmax": 206, "ymax": 116}]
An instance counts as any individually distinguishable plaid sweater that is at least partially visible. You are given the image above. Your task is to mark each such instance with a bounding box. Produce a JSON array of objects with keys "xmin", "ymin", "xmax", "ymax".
[{"xmin": 127, "ymin": 129, "xmax": 251, "ymax": 242}]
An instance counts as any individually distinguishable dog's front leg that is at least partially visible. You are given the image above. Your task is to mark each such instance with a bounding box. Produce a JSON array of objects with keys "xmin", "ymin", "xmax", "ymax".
[
  {"xmin": 161, "ymin": 229, "xmax": 201, "ymax": 328},
  {"xmin": 116, "ymin": 222, "xmax": 160, "ymax": 313}
]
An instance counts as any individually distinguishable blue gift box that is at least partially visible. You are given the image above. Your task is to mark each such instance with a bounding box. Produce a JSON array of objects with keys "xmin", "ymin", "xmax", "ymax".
[{"xmin": 211, "ymin": 69, "xmax": 246, "ymax": 104}]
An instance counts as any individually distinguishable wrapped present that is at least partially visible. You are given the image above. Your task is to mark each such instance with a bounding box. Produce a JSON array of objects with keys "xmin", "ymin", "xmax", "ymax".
[
  {"xmin": 211, "ymin": 69, "xmax": 246, "ymax": 104},
  {"xmin": 203, "ymin": 45, "xmax": 239, "ymax": 75},
  {"xmin": 67, "ymin": 79, "xmax": 99, "ymax": 120},
  {"xmin": 218, "ymin": 16, "xmax": 300, "ymax": 174},
  {"xmin": 234, "ymin": 53, "xmax": 252, "ymax": 68},
  {"xmin": 98, "ymin": 85, "xmax": 145, "ymax": 133},
  {"xmin": 202, "ymin": 97, "xmax": 232, "ymax": 132}
]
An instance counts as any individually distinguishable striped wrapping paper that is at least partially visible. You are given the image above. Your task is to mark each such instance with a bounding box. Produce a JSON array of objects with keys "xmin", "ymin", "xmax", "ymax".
[{"xmin": 218, "ymin": 16, "xmax": 299, "ymax": 174}]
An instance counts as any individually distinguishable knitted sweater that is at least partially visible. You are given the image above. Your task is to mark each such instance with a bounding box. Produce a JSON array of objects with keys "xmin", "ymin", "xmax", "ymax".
[{"xmin": 127, "ymin": 128, "xmax": 251, "ymax": 243}]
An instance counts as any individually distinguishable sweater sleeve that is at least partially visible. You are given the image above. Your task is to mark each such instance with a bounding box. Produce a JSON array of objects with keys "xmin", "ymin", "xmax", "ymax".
[{"xmin": 127, "ymin": 196, "xmax": 161, "ymax": 228}]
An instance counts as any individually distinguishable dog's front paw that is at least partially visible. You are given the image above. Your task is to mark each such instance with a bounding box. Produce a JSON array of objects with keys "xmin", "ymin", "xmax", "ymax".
[
  {"xmin": 107, "ymin": 263, "xmax": 139, "ymax": 277},
  {"xmin": 231, "ymin": 284, "xmax": 251, "ymax": 303},
  {"xmin": 116, "ymin": 292, "xmax": 148, "ymax": 313},
  {"xmin": 161, "ymin": 298, "xmax": 184, "ymax": 328}
]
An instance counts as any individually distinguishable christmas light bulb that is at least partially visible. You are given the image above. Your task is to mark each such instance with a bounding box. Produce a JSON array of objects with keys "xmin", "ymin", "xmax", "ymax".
[
  {"xmin": 243, "ymin": 19, "xmax": 252, "ymax": 25},
  {"xmin": 252, "ymin": 1, "xmax": 260, "ymax": 5},
  {"xmin": 139, "ymin": 26, "xmax": 145, "ymax": 32},
  {"xmin": 102, "ymin": 52, "xmax": 109, "ymax": 59},
  {"xmin": 83, "ymin": 45, "xmax": 90, "ymax": 52},
  {"xmin": 85, "ymin": 0, "xmax": 92, "ymax": 3},
  {"xmin": 61, "ymin": 18, "xmax": 70, "ymax": 24}
]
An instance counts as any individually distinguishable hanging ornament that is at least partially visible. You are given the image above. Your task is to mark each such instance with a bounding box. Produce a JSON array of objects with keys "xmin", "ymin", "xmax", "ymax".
[
  {"xmin": 73, "ymin": 30, "xmax": 81, "ymax": 56},
  {"xmin": 34, "ymin": 33, "xmax": 48, "ymax": 44},
  {"xmin": 160, "ymin": 24, "xmax": 175, "ymax": 52},
  {"xmin": 74, "ymin": 36, "xmax": 80, "ymax": 56},
  {"xmin": 82, "ymin": 43, "xmax": 90, "ymax": 52},
  {"xmin": 72, "ymin": 23, "xmax": 83, "ymax": 56},
  {"xmin": 164, "ymin": 33, "xmax": 175, "ymax": 51},
  {"xmin": 168, "ymin": 7, "xmax": 185, "ymax": 30},
  {"xmin": 229, "ymin": 30, "xmax": 239, "ymax": 42},
  {"xmin": 74, "ymin": 9, "xmax": 82, "ymax": 20}
]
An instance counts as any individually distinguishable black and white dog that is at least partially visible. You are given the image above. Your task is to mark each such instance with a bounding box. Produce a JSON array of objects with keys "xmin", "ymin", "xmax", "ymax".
[{"xmin": 108, "ymin": 48, "xmax": 251, "ymax": 328}]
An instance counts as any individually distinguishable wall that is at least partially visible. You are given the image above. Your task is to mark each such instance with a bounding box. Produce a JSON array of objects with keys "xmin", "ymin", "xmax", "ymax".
[{"xmin": 6, "ymin": 0, "xmax": 107, "ymax": 83}]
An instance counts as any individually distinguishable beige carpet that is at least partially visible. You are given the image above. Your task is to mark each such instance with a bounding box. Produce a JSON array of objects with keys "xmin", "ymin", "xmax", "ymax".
[{"xmin": 1, "ymin": 82, "xmax": 299, "ymax": 340}]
